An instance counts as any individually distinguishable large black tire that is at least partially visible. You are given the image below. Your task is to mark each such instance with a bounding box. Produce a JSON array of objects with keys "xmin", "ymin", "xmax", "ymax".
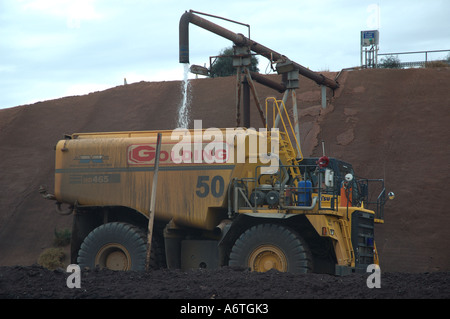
[
  {"xmin": 77, "ymin": 222, "xmax": 149, "ymax": 271},
  {"xmin": 228, "ymin": 223, "xmax": 313, "ymax": 273}
]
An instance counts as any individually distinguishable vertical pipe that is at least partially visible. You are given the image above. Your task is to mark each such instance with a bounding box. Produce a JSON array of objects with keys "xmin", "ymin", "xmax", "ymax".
[
  {"xmin": 243, "ymin": 77, "xmax": 250, "ymax": 128},
  {"xmin": 274, "ymin": 90, "xmax": 289, "ymax": 128},
  {"xmin": 365, "ymin": 49, "xmax": 368, "ymax": 68},
  {"xmin": 179, "ymin": 11, "xmax": 191, "ymax": 64},
  {"xmin": 244, "ymin": 68, "xmax": 266, "ymax": 126},
  {"xmin": 321, "ymin": 86, "xmax": 327, "ymax": 109},
  {"xmin": 291, "ymin": 89, "xmax": 301, "ymax": 156},
  {"xmin": 360, "ymin": 44, "xmax": 363, "ymax": 67},
  {"xmin": 146, "ymin": 132, "xmax": 162, "ymax": 271},
  {"xmin": 375, "ymin": 47, "xmax": 378, "ymax": 68},
  {"xmin": 235, "ymin": 66, "xmax": 242, "ymax": 127}
]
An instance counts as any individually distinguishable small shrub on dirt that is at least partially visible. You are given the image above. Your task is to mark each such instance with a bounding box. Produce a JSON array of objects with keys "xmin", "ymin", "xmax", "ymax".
[
  {"xmin": 379, "ymin": 55, "xmax": 402, "ymax": 69},
  {"xmin": 425, "ymin": 61, "xmax": 449, "ymax": 68},
  {"xmin": 38, "ymin": 247, "xmax": 65, "ymax": 270},
  {"xmin": 53, "ymin": 228, "xmax": 71, "ymax": 247}
]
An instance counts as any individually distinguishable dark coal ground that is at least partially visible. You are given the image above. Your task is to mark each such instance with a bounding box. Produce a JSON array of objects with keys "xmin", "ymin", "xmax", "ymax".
[{"xmin": 0, "ymin": 264, "xmax": 448, "ymax": 300}]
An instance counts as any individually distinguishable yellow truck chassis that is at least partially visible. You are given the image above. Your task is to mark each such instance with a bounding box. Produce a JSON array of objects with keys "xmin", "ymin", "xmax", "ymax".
[{"xmin": 49, "ymin": 127, "xmax": 387, "ymax": 275}]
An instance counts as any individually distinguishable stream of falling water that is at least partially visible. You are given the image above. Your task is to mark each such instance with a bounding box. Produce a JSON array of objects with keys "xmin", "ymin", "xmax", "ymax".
[{"xmin": 177, "ymin": 63, "xmax": 191, "ymax": 129}]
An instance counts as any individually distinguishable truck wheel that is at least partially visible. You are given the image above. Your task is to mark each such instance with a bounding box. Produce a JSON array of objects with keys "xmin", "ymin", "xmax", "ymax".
[
  {"xmin": 228, "ymin": 223, "xmax": 312, "ymax": 273},
  {"xmin": 77, "ymin": 222, "xmax": 147, "ymax": 271}
]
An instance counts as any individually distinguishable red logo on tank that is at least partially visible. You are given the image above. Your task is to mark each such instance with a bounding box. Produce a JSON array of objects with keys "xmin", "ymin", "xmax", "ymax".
[{"xmin": 127, "ymin": 145, "xmax": 169, "ymax": 165}]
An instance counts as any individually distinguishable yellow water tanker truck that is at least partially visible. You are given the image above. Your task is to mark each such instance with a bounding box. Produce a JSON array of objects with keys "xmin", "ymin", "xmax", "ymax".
[{"xmin": 46, "ymin": 124, "xmax": 389, "ymax": 275}]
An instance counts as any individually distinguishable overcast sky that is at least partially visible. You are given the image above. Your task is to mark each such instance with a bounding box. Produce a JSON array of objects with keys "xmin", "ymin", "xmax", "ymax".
[{"xmin": 1, "ymin": 0, "xmax": 449, "ymax": 109}]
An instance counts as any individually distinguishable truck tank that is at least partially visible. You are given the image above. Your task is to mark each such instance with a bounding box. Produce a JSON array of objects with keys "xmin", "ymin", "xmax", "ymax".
[{"xmin": 55, "ymin": 128, "xmax": 277, "ymax": 231}]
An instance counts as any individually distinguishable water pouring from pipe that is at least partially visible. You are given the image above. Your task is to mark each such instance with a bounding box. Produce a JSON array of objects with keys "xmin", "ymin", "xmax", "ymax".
[{"xmin": 177, "ymin": 63, "xmax": 191, "ymax": 129}]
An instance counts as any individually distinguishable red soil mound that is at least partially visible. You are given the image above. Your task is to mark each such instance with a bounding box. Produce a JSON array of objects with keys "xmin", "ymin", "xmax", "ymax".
[{"xmin": 0, "ymin": 68, "xmax": 449, "ymax": 274}]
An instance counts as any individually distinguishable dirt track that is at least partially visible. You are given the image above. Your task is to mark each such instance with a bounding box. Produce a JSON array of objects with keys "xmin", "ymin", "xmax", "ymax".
[
  {"xmin": 1, "ymin": 264, "xmax": 448, "ymax": 299},
  {"xmin": 0, "ymin": 68, "xmax": 449, "ymax": 300}
]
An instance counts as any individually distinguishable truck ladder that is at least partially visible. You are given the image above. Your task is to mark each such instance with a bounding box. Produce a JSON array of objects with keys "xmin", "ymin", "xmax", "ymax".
[{"xmin": 338, "ymin": 219, "xmax": 355, "ymax": 266}]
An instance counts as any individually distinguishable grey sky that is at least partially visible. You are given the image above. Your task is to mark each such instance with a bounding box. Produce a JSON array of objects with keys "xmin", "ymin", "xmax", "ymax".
[{"xmin": 1, "ymin": 0, "xmax": 449, "ymax": 109}]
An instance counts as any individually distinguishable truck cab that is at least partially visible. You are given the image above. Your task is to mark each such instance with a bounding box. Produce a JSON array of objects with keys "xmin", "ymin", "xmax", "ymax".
[{"xmin": 299, "ymin": 157, "xmax": 387, "ymax": 221}]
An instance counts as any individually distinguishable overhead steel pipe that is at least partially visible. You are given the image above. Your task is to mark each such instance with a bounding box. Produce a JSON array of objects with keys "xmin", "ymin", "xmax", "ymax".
[
  {"xmin": 179, "ymin": 10, "xmax": 339, "ymax": 90},
  {"xmin": 249, "ymin": 71, "xmax": 286, "ymax": 93}
]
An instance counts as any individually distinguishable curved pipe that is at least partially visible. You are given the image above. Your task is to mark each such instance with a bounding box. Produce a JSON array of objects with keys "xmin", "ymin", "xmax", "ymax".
[
  {"xmin": 179, "ymin": 10, "xmax": 339, "ymax": 89},
  {"xmin": 213, "ymin": 219, "xmax": 232, "ymax": 236},
  {"xmin": 281, "ymin": 195, "xmax": 318, "ymax": 211},
  {"xmin": 55, "ymin": 202, "xmax": 75, "ymax": 215},
  {"xmin": 179, "ymin": 11, "xmax": 191, "ymax": 64},
  {"xmin": 180, "ymin": 11, "xmax": 247, "ymax": 64}
]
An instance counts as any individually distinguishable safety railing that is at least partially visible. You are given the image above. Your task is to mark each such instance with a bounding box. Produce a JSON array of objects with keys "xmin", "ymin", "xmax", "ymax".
[
  {"xmin": 228, "ymin": 163, "xmax": 341, "ymax": 214},
  {"xmin": 356, "ymin": 179, "xmax": 386, "ymax": 221}
]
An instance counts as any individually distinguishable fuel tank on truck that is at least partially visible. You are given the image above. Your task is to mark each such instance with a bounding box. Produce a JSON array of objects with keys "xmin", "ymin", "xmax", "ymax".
[{"xmin": 54, "ymin": 128, "xmax": 278, "ymax": 231}]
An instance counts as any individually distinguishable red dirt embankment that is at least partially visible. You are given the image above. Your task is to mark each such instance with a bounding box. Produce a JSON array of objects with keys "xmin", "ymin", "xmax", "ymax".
[{"xmin": 0, "ymin": 68, "xmax": 449, "ymax": 276}]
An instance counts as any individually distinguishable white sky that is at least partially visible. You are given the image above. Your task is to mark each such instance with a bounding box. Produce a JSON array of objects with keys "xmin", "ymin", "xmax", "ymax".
[{"xmin": 1, "ymin": 0, "xmax": 449, "ymax": 109}]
